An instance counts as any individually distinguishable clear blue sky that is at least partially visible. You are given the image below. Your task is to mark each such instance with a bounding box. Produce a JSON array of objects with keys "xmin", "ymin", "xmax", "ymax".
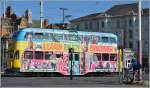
[{"xmin": 1, "ymin": 0, "xmax": 149, "ymax": 23}]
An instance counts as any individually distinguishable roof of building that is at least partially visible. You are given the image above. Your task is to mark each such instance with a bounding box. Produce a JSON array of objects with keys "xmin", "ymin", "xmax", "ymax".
[
  {"xmin": 105, "ymin": 3, "xmax": 138, "ymax": 16},
  {"xmin": 70, "ymin": 13, "xmax": 105, "ymax": 22},
  {"xmin": 71, "ymin": 3, "xmax": 149, "ymax": 23}
]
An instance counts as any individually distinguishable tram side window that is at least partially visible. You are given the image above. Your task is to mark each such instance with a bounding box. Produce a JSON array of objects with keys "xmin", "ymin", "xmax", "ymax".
[
  {"xmin": 102, "ymin": 54, "xmax": 109, "ymax": 61},
  {"xmin": 24, "ymin": 51, "xmax": 33, "ymax": 59},
  {"xmin": 44, "ymin": 33, "xmax": 49, "ymax": 39},
  {"xmin": 102, "ymin": 37, "xmax": 109, "ymax": 43},
  {"xmin": 78, "ymin": 35, "xmax": 83, "ymax": 42},
  {"xmin": 98, "ymin": 36, "xmax": 101, "ymax": 42},
  {"xmin": 67, "ymin": 34, "xmax": 79, "ymax": 41},
  {"xmin": 56, "ymin": 54, "xmax": 62, "ymax": 58},
  {"xmin": 35, "ymin": 51, "xmax": 43, "ymax": 59},
  {"xmin": 95, "ymin": 53, "xmax": 101, "ymax": 61},
  {"xmin": 53, "ymin": 33, "xmax": 64, "ymax": 41},
  {"xmin": 34, "ymin": 33, "xmax": 44, "ymax": 39},
  {"xmin": 110, "ymin": 54, "xmax": 117, "ymax": 61},
  {"xmin": 45, "ymin": 52, "xmax": 52, "ymax": 60}
]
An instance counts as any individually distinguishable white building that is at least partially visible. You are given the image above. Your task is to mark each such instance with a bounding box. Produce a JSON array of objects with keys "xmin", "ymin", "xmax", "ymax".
[{"xmin": 70, "ymin": 3, "xmax": 149, "ymax": 65}]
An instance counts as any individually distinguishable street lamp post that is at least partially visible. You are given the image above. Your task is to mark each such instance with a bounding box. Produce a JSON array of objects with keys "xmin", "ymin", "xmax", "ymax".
[
  {"xmin": 60, "ymin": 8, "xmax": 68, "ymax": 24},
  {"xmin": 138, "ymin": 0, "xmax": 143, "ymax": 82}
]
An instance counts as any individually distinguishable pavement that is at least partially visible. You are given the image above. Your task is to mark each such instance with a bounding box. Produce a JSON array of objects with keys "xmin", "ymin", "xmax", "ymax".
[{"xmin": 1, "ymin": 73, "xmax": 149, "ymax": 87}]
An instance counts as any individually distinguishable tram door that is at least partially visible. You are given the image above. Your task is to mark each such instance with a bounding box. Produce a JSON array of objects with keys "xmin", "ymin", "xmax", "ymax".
[{"xmin": 69, "ymin": 53, "xmax": 80, "ymax": 75}]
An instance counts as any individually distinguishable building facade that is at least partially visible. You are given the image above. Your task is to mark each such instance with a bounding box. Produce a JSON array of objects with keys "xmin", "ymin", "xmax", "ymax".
[{"xmin": 70, "ymin": 3, "xmax": 149, "ymax": 65}]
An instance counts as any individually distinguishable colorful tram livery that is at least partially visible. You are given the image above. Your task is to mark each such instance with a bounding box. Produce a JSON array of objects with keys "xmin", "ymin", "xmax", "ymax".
[{"xmin": 8, "ymin": 28, "xmax": 119, "ymax": 75}]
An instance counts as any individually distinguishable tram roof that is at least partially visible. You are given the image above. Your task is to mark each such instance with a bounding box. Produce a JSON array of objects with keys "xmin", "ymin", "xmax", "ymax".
[{"xmin": 18, "ymin": 28, "xmax": 117, "ymax": 37}]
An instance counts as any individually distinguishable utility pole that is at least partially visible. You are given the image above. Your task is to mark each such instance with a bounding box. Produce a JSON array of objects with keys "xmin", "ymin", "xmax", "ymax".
[
  {"xmin": 138, "ymin": 0, "xmax": 143, "ymax": 82},
  {"xmin": 59, "ymin": 8, "xmax": 68, "ymax": 24},
  {"xmin": 3, "ymin": 0, "xmax": 6, "ymax": 18},
  {"xmin": 0, "ymin": 0, "xmax": 3, "ymax": 73},
  {"xmin": 40, "ymin": 0, "xmax": 43, "ymax": 29},
  {"xmin": 65, "ymin": 15, "xmax": 72, "ymax": 23}
]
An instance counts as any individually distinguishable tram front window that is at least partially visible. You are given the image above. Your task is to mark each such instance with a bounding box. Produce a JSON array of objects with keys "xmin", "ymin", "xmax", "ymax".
[{"xmin": 24, "ymin": 51, "xmax": 33, "ymax": 59}]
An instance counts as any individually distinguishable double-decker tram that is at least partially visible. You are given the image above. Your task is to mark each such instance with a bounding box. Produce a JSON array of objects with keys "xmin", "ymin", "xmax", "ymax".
[{"xmin": 7, "ymin": 28, "xmax": 120, "ymax": 75}]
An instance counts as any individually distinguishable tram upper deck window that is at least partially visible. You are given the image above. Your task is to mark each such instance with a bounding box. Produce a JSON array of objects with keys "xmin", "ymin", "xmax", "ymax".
[
  {"xmin": 35, "ymin": 51, "xmax": 43, "ymax": 59},
  {"xmin": 110, "ymin": 54, "xmax": 117, "ymax": 61},
  {"xmin": 52, "ymin": 33, "xmax": 64, "ymax": 41},
  {"xmin": 102, "ymin": 54, "xmax": 109, "ymax": 61},
  {"xmin": 109, "ymin": 37, "xmax": 116, "ymax": 43},
  {"xmin": 102, "ymin": 37, "xmax": 109, "ymax": 43},
  {"xmin": 65, "ymin": 34, "xmax": 79, "ymax": 41},
  {"xmin": 34, "ymin": 33, "xmax": 44, "ymax": 39},
  {"xmin": 24, "ymin": 51, "xmax": 33, "ymax": 59},
  {"xmin": 44, "ymin": 33, "xmax": 49, "ymax": 39}
]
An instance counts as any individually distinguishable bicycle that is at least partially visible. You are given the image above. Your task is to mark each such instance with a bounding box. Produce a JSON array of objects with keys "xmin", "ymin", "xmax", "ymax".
[{"xmin": 122, "ymin": 68, "xmax": 134, "ymax": 83}]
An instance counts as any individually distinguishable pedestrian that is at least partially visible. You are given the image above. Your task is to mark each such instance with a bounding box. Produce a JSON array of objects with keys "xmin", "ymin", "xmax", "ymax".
[{"xmin": 131, "ymin": 57, "xmax": 141, "ymax": 81}]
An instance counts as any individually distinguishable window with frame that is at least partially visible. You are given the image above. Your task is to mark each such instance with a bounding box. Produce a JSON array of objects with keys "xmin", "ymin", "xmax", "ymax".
[
  {"xmin": 68, "ymin": 34, "xmax": 79, "ymax": 41},
  {"xmin": 129, "ymin": 41, "xmax": 133, "ymax": 49},
  {"xmin": 129, "ymin": 19, "xmax": 133, "ymax": 27},
  {"xmin": 95, "ymin": 53, "xmax": 101, "ymax": 61},
  {"xmin": 34, "ymin": 33, "xmax": 44, "ymax": 39},
  {"xmin": 117, "ymin": 20, "xmax": 120, "ymax": 28},
  {"xmin": 89, "ymin": 22, "xmax": 93, "ymax": 29},
  {"xmin": 87, "ymin": 35, "xmax": 93, "ymax": 44},
  {"xmin": 45, "ymin": 52, "xmax": 52, "ymax": 60},
  {"xmin": 35, "ymin": 51, "xmax": 43, "ymax": 59},
  {"xmin": 85, "ymin": 23, "xmax": 88, "ymax": 29},
  {"xmin": 76, "ymin": 25, "xmax": 80, "ymax": 30},
  {"xmin": 109, "ymin": 37, "xmax": 116, "ymax": 43},
  {"xmin": 78, "ymin": 35, "xmax": 83, "ymax": 42},
  {"xmin": 102, "ymin": 54, "xmax": 109, "ymax": 61},
  {"xmin": 97, "ymin": 36, "xmax": 101, "ymax": 42},
  {"xmin": 110, "ymin": 54, "xmax": 117, "ymax": 61},
  {"xmin": 102, "ymin": 37, "xmax": 109, "ymax": 43},
  {"xmin": 24, "ymin": 51, "xmax": 33, "ymax": 59},
  {"xmin": 101, "ymin": 21, "xmax": 105, "ymax": 28},
  {"xmin": 44, "ymin": 33, "xmax": 49, "ymax": 39},
  {"xmin": 96, "ymin": 21, "xmax": 99, "ymax": 30},
  {"xmin": 129, "ymin": 30, "xmax": 133, "ymax": 39},
  {"xmin": 53, "ymin": 33, "xmax": 64, "ymax": 41}
]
